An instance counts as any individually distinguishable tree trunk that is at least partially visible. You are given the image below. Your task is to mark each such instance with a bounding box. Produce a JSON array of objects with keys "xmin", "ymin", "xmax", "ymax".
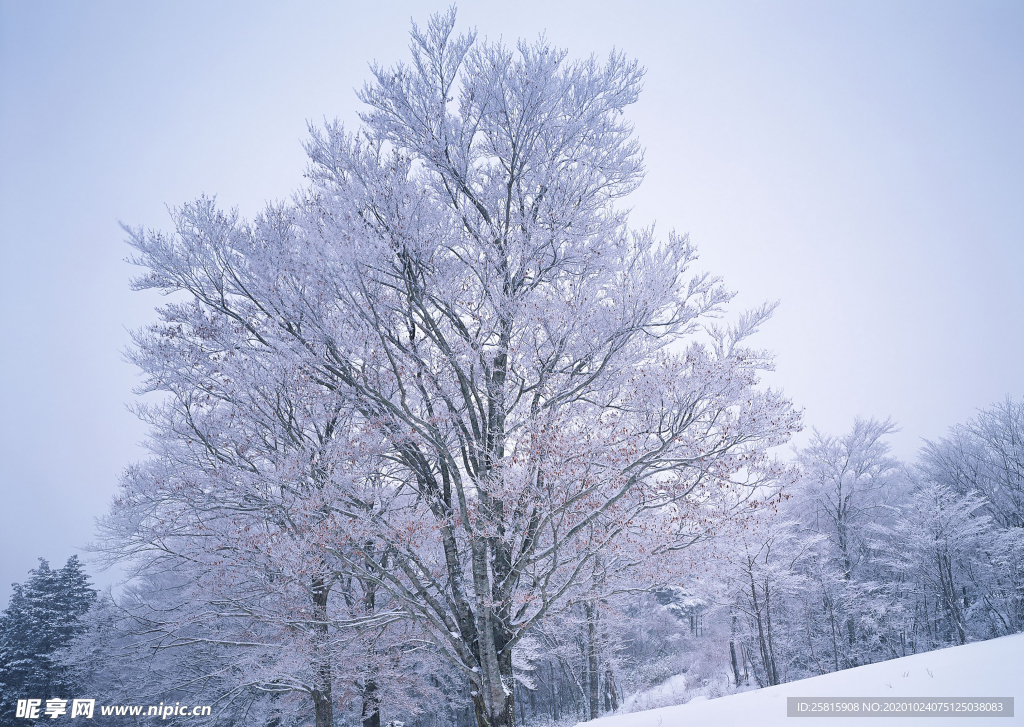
[
  {"xmin": 603, "ymin": 666, "xmax": 618, "ymax": 713},
  {"xmin": 729, "ymin": 613, "xmax": 743, "ymax": 687},
  {"xmin": 550, "ymin": 663, "xmax": 560, "ymax": 722},
  {"xmin": 469, "ymin": 334, "xmax": 517, "ymax": 727},
  {"xmin": 938, "ymin": 553, "xmax": 967, "ymax": 645},
  {"xmin": 763, "ymin": 577, "xmax": 780, "ymax": 685},
  {"xmin": 748, "ymin": 567, "xmax": 777, "ymax": 686},
  {"xmin": 585, "ymin": 601, "xmax": 600, "ymax": 720},
  {"xmin": 824, "ymin": 592, "xmax": 841, "ymax": 672},
  {"xmin": 470, "ymin": 538, "xmax": 515, "ymax": 727},
  {"xmin": 470, "ymin": 650, "xmax": 515, "ymax": 727},
  {"xmin": 361, "ymin": 680, "xmax": 380, "ymax": 727},
  {"xmin": 311, "ymin": 576, "xmax": 333, "ymax": 727},
  {"xmin": 361, "ymin": 562, "xmax": 381, "ymax": 727}
]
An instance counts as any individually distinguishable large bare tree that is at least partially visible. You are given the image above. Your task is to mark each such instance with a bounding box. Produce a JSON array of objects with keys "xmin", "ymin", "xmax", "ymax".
[{"xmin": 122, "ymin": 10, "xmax": 797, "ymax": 726}]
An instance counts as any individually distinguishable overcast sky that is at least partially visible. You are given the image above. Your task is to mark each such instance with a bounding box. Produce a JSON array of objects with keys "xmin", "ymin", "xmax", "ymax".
[{"xmin": 1, "ymin": 1, "xmax": 1022, "ymax": 601}]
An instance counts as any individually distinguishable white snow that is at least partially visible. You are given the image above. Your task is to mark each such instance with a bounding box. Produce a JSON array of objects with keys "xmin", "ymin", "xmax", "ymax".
[
  {"xmin": 581, "ymin": 634, "xmax": 1024, "ymax": 727},
  {"xmin": 618, "ymin": 674, "xmax": 690, "ymax": 714}
]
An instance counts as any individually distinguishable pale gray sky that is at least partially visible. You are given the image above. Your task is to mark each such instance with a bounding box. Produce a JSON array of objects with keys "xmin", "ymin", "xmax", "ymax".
[{"xmin": 1, "ymin": 1, "xmax": 1022, "ymax": 601}]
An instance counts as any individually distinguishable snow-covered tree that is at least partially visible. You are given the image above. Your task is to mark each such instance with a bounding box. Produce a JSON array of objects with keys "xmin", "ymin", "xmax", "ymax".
[
  {"xmin": 121, "ymin": 10, "xmax": 798, "ymax": 727},
  {"xmin": 715, "ymin": 508, "xmax": 820, "ymax": 686},
  {"xmin": 787, "ymin": 418, "xmax": 905, "ymax": 667},
  {"xmin": 90, "ymin": 294, "xmax": 444, "ymax": 727},
  {"xmin": 605, "ymin": 405, "xmax": 1023, "ymax": 712},
  {"xmin": 795, "ymin": 418, "xmax": 903, "ymax": 580},
  {"xmin": 914, "ymin": 397, "xmax": 1024, "ymax": 639},
  {"xmin": 883, "ymin": 482, "xmax": 992, "ymax": 647},
  {"xmin": 64, "ymin": 573, "xmax": 448, "ymax": 727},
  {"xmin": 0, "ymin": 557, "xmax": 96, "ymax": 723},
  {"xmin": 976, "ymin": 525, "xmax": 1024, "ymax": 636},
  {"xmin": 920, "ymin": 397, "xmax": 1024, "ymax": 529}
]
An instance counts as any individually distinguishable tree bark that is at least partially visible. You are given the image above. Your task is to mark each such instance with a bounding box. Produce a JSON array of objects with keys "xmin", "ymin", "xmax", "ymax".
[
  {"xmin": 469, "ymin": 539, "xmax": 516, "ymax": 727},
  {"xmin": 603, "ymin": 666, "xmax": 618, "ymax": 713},
  {"xmin": 584, "ymin": 601, "xmax": 600, "ymax": 720},
  {"xmin": 550, "ymin": 663, "xmax": 560, "ymax": 722},
  {"xmin": 730, "ymin": 614, "xmax": 742, "ymax": 687},
  {"xmin": 361, "ymin": 680, "xmax": 381, "ymax": 727},
  {"xmin": 748, "ymin": 566, "xmax": 776, "ymax": 686},
  {"xmin": 311, "ymin": 575, "xmax": 333, "ymax": 727},
  {"xmin": 361, "ymin": 558, "xmax": 381, "ymax": 727}
]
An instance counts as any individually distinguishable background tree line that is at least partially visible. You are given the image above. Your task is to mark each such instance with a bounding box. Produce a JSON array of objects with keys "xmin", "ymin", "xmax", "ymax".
[
  {"xmin": 4, "ymin": 396, "xmax": 1019, "ymax": 726},
  {"xmin": 720, "ymin": 398, "xmax": 1023, "ymax": 693}
]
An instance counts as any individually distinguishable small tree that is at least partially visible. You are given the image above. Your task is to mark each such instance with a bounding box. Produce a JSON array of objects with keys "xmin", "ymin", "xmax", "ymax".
[
  {"xmin": 921, "ymin": 397, "xmax": 1024, "ymax": 529},
  {"xmin": 92, "ymin": 315, "xmax": 439, "ymax": 727},
  {"xmin": 0, "ymin": 557, "xmax": 96, "ymax": 721},
  {"xmin": 796, "ymin": 418, "xmax": 903, "ymax": 580},
  {"xmin": 884, "ymin": 482, "xmax": 991, "ymax": 646},
  {"xmin": 917, "ymin": 397, "xmax": 1024, "ymax": 637},
  {"xmin": 792, "ymin": 419, "xmax": 904, "ymax": 667},
  {"xmin": 718, "ymin": 512, "xmax": 818, "ymax": 687}
]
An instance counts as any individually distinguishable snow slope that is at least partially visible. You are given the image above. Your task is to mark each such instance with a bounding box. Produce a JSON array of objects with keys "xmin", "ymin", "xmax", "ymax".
[{"xmin": 582, "ymin": 633, "xmax": 1024, "ymax": 726}]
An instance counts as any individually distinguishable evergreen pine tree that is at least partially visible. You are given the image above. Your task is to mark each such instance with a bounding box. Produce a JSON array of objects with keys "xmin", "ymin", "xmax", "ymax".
[{"xmin": 0, "ymin": 556, "xmax": 96, "ymax": 724}]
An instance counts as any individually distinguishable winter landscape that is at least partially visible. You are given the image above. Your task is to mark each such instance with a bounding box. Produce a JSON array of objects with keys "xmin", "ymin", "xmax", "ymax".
[
  {"xmin": 585, "ymin": 633, "xmax": 1024, "ymax": 727},
  {"xmin": 1, "ymin": 3, "xmax": 1022, "ymax": 727}
]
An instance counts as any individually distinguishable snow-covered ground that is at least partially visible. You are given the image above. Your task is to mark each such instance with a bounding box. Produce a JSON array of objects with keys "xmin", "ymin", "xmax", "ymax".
[{"xmin": 582, "ymin": 634, "xmax": 1024, "ymax": 726}]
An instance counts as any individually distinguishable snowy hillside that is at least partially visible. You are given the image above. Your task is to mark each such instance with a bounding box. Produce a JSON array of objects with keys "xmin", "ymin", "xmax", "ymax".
[{"xmin": 582, "ymin": 634, "xmax": 1024, "ymax": 727}]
